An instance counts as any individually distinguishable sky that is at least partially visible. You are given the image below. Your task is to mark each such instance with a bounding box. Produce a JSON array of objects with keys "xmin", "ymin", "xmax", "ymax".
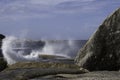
[{"xmin": 0, "ymin": 0, "xmax": 120, "ymax": 40}]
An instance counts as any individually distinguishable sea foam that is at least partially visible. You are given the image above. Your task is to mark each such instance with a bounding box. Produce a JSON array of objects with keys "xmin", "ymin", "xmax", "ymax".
[{"xmin": 2, "ymin": 36, "xmax": 86, "ymax": 65}]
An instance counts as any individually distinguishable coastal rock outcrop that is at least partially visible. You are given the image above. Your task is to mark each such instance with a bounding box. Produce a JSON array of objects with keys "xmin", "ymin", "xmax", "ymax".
[
  {"xmin": 0, "ymin": 34, "xmax": 5, "ymax": 43},
  {"xmin": 0, "ymin": 34, "xmax": 6, "ymax": 71},
  {"xmin": 0, "ymin": 57, "xmax": 87, "ymax": 80},
  {"xmin": 75, "ymin": 8, "xmax": 120, "ymax": 71},
  {"xmin": 0, "ymin": 34, "xmax": 5, "ymax": 57},
  {"xmin": 0, "ymin": 58, "xmax": 7, "ymax": 71},
  {"xmin": 0, "ymin": 34, "xmax": 5, "ymax": 40}
]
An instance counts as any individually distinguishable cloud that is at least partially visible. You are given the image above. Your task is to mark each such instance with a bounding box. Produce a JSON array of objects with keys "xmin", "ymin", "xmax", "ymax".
[
  {"xmin": 29, "ymin": 0, "xmax": 95, "ymax": 5},
  {"xmin": 0, "ymin": 0, "xmax": 52, "ymax": 20},
  {"xmin": 54, "ymin": 0, "xmax": 120, "ymax": 13},
  {"xmin": 0, "ymin": 0, "xmax": 96, "ymax": 19},
  {"xmin": 0, "ymin": 0, "xmax": 120, "ymax": 20},
  {"xmin": 30, "ymin": 0, "xmax": 71, "ymax": 5},
  {"xmin": 0, "ymin": 0, "xmax": 120, "ymax": 39}
]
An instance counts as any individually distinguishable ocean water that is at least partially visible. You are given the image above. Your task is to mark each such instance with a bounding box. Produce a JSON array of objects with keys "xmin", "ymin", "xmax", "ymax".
[{"xmin": 1, "ymin": 36, "xmax": 87, "ymax": 65}]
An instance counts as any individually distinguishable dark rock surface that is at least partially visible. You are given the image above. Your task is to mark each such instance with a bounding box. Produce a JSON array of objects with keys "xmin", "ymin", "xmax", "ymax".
[
  {"xmin": 0, "ymin": 34, "xmax": 6, "ymax": 72},
  {"xmin": 0, "ymin": 49, "xmax": 3, "ymax": 57},
  {"xmin": 0, "ymin": 34, "xmax": 5, "ymax": 57},
  {"xmin": 0, "ymin": 34, "xmax": 5, "ymax": 40},
  {"xmin": 75, "ymin": 8, "xmax": 120, "ymax": 71},
  {"xmin": 0, "ymin": 34, "xmax": 5, "ymax": 47},
  {"xmin": 0, "ymin": 58, "xmax": 7, "ymax": 72}
]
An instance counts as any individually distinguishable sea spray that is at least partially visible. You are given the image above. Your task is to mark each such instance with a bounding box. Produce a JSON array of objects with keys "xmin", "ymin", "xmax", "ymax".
[
  {"xmin": 2, "ymin": 36, "xmax": 23, "ymax": 64},
  {"xmin": 1, "ymin": 36, "xmax": 39, "ymax": 65},
  {"xmin": 2, "ymin": 36, "xmax": 86, "ymax": 65}
]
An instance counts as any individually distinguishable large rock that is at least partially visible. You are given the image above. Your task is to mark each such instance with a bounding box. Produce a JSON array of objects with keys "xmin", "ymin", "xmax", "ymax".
[
  {"xmin": 75, "ymin": 8, "xmax": 120, "ymax": 71},
  {"xmin": 0, "ymin": 34, "xmax": 5, "ymax": 57},
  {"xmin": 33, "ymin": 71, "xmax": 120, "ymax": 80},
  {"xmin": 0, "ymin": 58, "xmax": 7, "ymax": 71},
  {"xmin": 0, "ymin": 34, "xmax": 5, "ymax": 45},
  {"xmin": 0, "ymin": 34, "xmax": 6, "ymax": 71},
  {"xmin": 0, "ymin": 34, "xmax": 5, "ymax": 40},
  {"xmin": 0, "ymin": 59, "xmax": 87, "ymax": 80}
]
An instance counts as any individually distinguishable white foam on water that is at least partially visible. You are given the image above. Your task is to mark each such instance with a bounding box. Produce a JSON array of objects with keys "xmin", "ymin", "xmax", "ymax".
[{"xmin": 2, "ymin": 36, "xmax": 85, "ymax": 65}]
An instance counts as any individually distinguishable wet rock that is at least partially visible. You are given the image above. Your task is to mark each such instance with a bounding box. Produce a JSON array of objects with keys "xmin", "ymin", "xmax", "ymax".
[
  {"xmin": 0, "ymin": 58, "xmax": 7, "ymax": 72},
  {"xmin": 0, "ymin": 34, "xmax": 5, "ymax": 40},
  {"xmin": 0, "ymin": 34, "xmax": 5, "ymax": 57},
  {"xmin": 75, "ymin": 8, "xmax": 120, "ymax": 71},
  {"xmin": 0, "ymin": 49, "xmax": 3, "ymax": 57},
  {"xmin": 0, "ymin": 34, "xmax": 6, "ymax": 71},
  {"xmin": 0, "ymin": 34, "xmax": 5, "ymax": 47}
]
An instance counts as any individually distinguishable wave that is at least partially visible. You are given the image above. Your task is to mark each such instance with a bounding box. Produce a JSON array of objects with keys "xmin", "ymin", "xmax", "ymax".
[{"xmin": 1, "ymin": 36, "xmax": 87, "ymax": 65}]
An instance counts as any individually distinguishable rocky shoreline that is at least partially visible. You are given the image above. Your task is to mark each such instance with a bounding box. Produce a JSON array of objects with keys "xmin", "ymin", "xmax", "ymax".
[
  {"xmin": 0, "ymin": 54, "xmax": 119, "ymax": 80},
  {"xmin": 0, "ymin": 60, "xmax": 120, "ymax": 80},
  {"xmin": 0, "ymin": 56, "xmax": 87, "ymax": 80},
  {"xmin": 1, "ymin": 8, "xmax": 120, "ymax": 80}
]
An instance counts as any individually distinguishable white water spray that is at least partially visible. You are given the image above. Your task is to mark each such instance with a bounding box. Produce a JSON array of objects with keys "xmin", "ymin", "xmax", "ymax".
[
  {"xmin": 2, "ymin": 36, "xmax": 39, "ymax": 64},
  {"xmin": 2, "ymin": 36, "xmax": 86, "ymax": 65}
]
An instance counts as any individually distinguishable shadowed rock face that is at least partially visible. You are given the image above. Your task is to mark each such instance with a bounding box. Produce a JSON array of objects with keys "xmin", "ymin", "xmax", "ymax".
[
  {"xmin": 0, "ymin": 34, "xmax": 5, "ymax": 56},
  {"xmin": 0, "ymin": 34, "xmax": 5, "ymax": 39},
  {"xmin": 0, "ymin": 34, "xmax": 6, "ymax": 72},
  {"xmin": 0, "ymin": 34, "xmax": 5, "ymax": 49},
  {"xmin": 75, "ymin": 8, "xmax": 120, "ymax": 71}
]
